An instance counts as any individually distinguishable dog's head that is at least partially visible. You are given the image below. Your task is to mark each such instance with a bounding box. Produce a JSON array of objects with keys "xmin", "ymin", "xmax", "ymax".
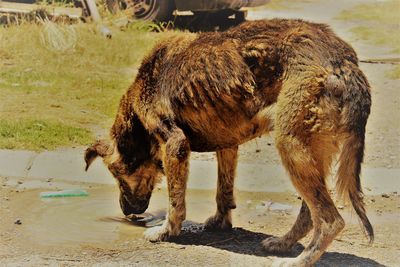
[{"xmin": 84, "ymin": 127, "xmax": 163, "ymax": 215}]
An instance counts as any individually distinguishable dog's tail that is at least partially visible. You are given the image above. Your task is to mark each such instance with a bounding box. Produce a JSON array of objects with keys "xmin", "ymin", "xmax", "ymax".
[
  {"xmin": 337, "ymin": 132, "xmax": 374, "ymax": 243},
  {"xmin": 335, "ymin": 67, "xmax": 374, "ymax": 243}
]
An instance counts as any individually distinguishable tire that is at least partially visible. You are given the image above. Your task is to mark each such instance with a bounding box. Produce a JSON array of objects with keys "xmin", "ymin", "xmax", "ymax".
[
  {"xmin": 191, "ymin": 9, "xmax": 245, "ymax": 31},
  {"xmin": 133, "ymin": 0, "xmax": 175, "ymax": 22},
  {"xmin": 193, "ymin": 9, "xmax": 235, "ymax": 20},
  {"xmin": 105, "ymin": 0, "xmax": 123, "ymax": 14}
]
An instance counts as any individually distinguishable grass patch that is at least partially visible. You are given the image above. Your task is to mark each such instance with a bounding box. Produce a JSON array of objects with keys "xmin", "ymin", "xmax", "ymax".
[
  {"xmin": 387, "ymin": 65, "xmax": 400, "ymax": 80},
  {"xmin": 0, "ymin": 120, "xmax": 93, "ymax": 151},
  {"xmin": 253, "ymin": 0, "xmax": 318, "ymax": 11},
  {"xmin": 336, "ymin": 0, "xmax": 400, "ymax": 78},
  {"xmin": 348, "ymin": 26, "xmax": 400, "ymax": 54},
  {"xmin": 337, "ymin": 1, "xmax": 399, "ymax": 25},
  {"xmin": 0, "ymin": 20, "xmax": 181, "ymax": 150}
]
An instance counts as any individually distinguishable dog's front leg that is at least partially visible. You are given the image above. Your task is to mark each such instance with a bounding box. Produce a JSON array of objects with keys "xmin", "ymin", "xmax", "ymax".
[
  {"xmin": 205, "ymin": 146, "xmax": 238, "ymax": 231},
  {"xmin": 144, "ymin": 127, "xmax": 190, "ymax": 242}
]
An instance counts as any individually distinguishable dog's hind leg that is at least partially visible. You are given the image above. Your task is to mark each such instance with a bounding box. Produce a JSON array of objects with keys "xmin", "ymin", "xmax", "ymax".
[
  {"xmin": 268, "ymin": 73, "xmax": 344, "ymax": 267},
  {"xmin": 272, "ymin": 134, "xmax": 344, "ymax": 267},
  {"xmin": 205, "ymin": 146, "xmax": 238, "ymax": 231},
  {"xmin": 263, "ymin": 201, "xmax": 312, "ymax": 253},
  {"xmin": 144, "ymin": 125, "xmax": 190, "ymax": 242},
  {"xmin": 263, "ymin": 131, "xmax": 338, "ymax": 254}
]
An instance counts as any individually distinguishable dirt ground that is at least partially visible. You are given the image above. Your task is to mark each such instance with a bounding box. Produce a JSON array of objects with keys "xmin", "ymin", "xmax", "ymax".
[
  {"xmin": 0, "ymin": 179, "xmax": 399, "ymax": 267},
  {"xmin": 1, "ymin": 0, "xmax": 399, "ymax": 266}
]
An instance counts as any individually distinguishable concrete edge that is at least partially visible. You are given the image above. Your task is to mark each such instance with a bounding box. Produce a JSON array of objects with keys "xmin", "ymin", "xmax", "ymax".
[{"xmin": 0, "ymin": 149, "xmax": 399, "ymax": 194}]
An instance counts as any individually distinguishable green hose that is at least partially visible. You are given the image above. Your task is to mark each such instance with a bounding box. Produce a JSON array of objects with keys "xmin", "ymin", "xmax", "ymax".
[{"xmin": 40, "ymin": 189, "xmax": 89, "ymax": 198}]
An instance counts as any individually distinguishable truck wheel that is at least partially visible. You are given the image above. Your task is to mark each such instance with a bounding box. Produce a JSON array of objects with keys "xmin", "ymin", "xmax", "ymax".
[
  {"xmin": 104, "ymin": 0, "xmax": 122, "ymax": 14},
  {"xmin": 133, "ymin": 0, "xmax": 175, "ymax": 22}
]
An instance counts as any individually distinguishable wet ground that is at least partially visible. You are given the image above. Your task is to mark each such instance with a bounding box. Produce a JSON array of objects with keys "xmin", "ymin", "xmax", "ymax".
[{"xmin": 1, "ymin": 178, "xmax": 399, "ymax": 266}]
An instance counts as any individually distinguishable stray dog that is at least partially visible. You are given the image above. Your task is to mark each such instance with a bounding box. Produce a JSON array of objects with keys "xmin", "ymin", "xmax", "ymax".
[{"xmin": 85, "ymin": 19, "xmax": 373, "ymax": 266}]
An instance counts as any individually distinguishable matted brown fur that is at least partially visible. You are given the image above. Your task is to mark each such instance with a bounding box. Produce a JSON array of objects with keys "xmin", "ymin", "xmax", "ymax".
[{"xmin": 85, "ymin": 19, "xmax": 373, "ymax": 266}]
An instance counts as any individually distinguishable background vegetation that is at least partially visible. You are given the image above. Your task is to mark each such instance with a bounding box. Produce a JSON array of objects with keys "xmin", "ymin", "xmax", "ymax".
[
  {"xmin": 336, "ymin": 0, "xmax": 400, "ymax": 79},
  {"xmin": 0, "ymin": 20, "xmax": 177, "ymax": 150},
  {"xmin": 0, "ymin": 0, "xmax": 399, "ymax": 150}
]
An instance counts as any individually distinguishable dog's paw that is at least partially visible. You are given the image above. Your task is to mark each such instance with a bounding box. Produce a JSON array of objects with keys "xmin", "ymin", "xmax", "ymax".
[
  {"xmin": 204, "ymin": 214, "xmax": 232, "ymax": 231},
  {"xmin": 272, "ymin": 257, "xmax": 303, "ymax": 267},
  {"xmin": 144, "ymin": 225, "xmax": 170, "ymax": 242},
  {"xmin": 262, "ymin": 236, "xmax": 292, "ymax": 254}
]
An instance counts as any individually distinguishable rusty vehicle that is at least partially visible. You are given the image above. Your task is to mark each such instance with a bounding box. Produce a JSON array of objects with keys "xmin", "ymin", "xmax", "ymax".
[
  {"xmin": 1, "ymin": 0, "xmax": 269, "ymax": 27},
  {"xmin": 107, "ymin": 0, "xmax": 271, "ymax": 21}
]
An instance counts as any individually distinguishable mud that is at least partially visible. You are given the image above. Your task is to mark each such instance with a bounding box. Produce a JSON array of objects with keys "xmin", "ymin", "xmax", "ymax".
[
  {"xmin": 1, "ymin": 177, "xmax": 400, "ymax": 266},
  {"xmin": 0, "ymin": 185, "xmax": 296, "ymax": 247}
]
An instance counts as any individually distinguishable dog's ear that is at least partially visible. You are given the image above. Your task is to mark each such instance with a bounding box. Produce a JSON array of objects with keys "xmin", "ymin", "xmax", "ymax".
[{"xmin": 84, "ymin": 139, "xmax": 112, "ymax": 171}]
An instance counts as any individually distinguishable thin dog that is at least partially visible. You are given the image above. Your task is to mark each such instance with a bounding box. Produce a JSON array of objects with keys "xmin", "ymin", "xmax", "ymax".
[{"xmin": 85, "ymin": 19, "xmax": 373, "ymax": 266}]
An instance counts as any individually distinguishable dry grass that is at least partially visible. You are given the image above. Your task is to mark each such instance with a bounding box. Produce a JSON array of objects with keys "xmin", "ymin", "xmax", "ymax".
[
  {"xmin": 388, "ymin": 65, "xmax": 400, "ymax": 80},
  {"xmin": 0, "ymin": 20, "xmax": 180, "ymax": 150},
  {"xmin": 253, "ymin": 0, "xmax": 319, "ymax": 11},
  {"xmin": 336, "ymin": 0, "xmax": 400, "ymax": 79}
]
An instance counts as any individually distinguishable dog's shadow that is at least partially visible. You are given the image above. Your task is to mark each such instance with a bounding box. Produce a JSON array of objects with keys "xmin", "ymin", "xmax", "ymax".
[{"xmin": 169, "ymin": 222, "xmax": 385, "ymax": 267}]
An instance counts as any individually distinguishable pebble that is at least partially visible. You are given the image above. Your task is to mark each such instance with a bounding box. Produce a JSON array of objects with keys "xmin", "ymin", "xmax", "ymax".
[
  {"xmin": 255, "ymin": 201, "xmax": 272, "ymax": 210},
  {"xmin": 255, "ymin": 201, "xmax": 293, "ymax": 211},
  {"xmin": 292, "ymin": 193, "xmax": 302, "ymax": 200},
  {"xmin": 262, "ymin": 201, "xmax": 272, "ymax": 206},
  {"xmin": 381, "ymin": 193, "xmax": 390, "ymax": 198},
  {"xmin": 269, "ymin": 203, "xmax": 293, "ymax": 211}
]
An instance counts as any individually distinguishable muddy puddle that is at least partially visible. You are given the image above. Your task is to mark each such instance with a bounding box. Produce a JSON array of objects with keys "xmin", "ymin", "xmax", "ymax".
[
  {"xmin": 7, "ymin": 184, "xmax": 396, "ymax": 249},
  {"xmin": 12, "ymin": 187, "xmax": 142, "ymax": 246},
  {"xmin": 7, "ymin": 185, "xmax": 296, "ymax": 247}
]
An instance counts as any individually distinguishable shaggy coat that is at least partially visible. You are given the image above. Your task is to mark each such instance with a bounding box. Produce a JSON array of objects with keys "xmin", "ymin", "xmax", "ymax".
[{"xmin": 85, "ymin": 19, "xmax": 372, "ymax": 267}]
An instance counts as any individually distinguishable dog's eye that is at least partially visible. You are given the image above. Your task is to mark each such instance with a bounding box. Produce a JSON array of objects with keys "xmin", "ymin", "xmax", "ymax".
[{"xmin": 156, "ymin": 160, "xmax": 163, "ymax": 169}]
